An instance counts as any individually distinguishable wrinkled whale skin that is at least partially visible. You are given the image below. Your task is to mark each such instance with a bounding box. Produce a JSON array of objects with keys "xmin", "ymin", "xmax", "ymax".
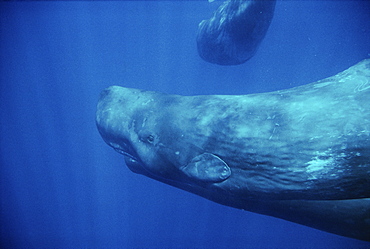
[{"xmin": 96, "ymin": 59, "xmax": 370, "ymax": 241}]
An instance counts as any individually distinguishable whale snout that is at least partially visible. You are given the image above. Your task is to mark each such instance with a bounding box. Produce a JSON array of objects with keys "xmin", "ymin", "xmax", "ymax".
[
  {"xmin": 96, "ymin": 86, "xmax": 157, "ymax": 174},
  {"xmin": 96, "ymin": 86, "xmax": 141, "ymax": 130},
  {"xmin": 96, "ymin": 86, "xmax": 138, "ymax": 157}
]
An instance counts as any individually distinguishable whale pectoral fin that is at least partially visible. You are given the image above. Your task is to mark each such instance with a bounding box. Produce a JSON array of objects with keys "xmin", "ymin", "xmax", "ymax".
[{"xmin": 181, "ymin": 153, "xmax": 231, "ymax": 183}]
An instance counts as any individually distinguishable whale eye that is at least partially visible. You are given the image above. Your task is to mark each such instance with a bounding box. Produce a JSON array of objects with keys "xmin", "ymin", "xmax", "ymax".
[
  {"xmin": 147, "ymin": 135, "xmax": 154, "ymax": 143},
  {"xmin": 139, "ymin": 131, "xmax": 156, "ymax": 144}
]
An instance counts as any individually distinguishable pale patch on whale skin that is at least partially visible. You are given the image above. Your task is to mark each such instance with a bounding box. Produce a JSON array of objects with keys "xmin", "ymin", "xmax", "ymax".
[{"xmin": 96, "ymin": 59, "xmax": 370, "ymax": 241}]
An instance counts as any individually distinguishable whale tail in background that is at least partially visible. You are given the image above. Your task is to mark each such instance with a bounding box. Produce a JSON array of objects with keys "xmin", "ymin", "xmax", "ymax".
[{"xmin": 197, "ymin": 0, "xmax": 276, "ymax": 65}]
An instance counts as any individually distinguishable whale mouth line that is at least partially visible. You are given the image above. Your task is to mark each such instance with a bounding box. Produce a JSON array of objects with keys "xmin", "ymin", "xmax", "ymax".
[{"xmin": 114, "ymin": 148, "xmax": 139, "ymax": 162}]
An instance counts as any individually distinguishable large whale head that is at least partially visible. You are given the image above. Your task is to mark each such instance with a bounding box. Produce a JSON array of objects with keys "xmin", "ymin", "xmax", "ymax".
[{"xmin": 96, "ymin": 86, "xmax": 230, "ymax": 185}]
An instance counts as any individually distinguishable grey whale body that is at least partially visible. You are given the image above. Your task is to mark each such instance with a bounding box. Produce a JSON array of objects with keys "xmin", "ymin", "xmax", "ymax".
[{"xmin": 96, "ymin": 59, "xmax": 370, "ymax": 241}]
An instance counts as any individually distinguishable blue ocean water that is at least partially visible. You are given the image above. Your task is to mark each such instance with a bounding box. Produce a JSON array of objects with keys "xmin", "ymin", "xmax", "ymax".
[{"xmin": 1, "ymin": 1, "xmax": 369, "ymax": 248}]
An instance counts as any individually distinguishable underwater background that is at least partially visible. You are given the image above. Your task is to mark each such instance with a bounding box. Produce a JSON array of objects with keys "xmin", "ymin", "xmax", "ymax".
[{"xmin": 1, "ymin": 1, "xmax": 370, "ymax": 248}]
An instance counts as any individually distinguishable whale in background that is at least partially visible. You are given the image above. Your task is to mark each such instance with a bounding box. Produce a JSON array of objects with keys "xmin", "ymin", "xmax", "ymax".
[
  {"xmin": 96, "ymin": 59, "xmax": 370, "ymax": 241},
  {"xmin": 197, "ymin": 0, "xmax": 276, "ymax": 65}
]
